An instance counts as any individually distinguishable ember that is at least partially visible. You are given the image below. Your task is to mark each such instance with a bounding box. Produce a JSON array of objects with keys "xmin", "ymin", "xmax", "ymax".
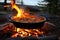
[
  {"xmin": 11, "ymin": 28, "xmax": 44, "ymax": 38},
  {"xmin": 3, "ymin": 23, "xmax": 44, "ymax": 38}
]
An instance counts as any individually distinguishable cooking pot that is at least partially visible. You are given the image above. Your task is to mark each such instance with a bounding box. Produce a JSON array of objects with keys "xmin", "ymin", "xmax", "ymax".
[{"xmin": 9, "ymin": 16, "xmax": 46, "ymax": 29}]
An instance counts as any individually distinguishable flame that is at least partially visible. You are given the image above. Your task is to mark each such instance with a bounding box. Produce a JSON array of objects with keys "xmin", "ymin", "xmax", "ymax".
[
  {"xmin": 11, "ymin": 0, "xmax": 24, "ymax": 18},
  {"xmin": 11, "ymin": 28, "xmax": 44, "ymax": 38}
]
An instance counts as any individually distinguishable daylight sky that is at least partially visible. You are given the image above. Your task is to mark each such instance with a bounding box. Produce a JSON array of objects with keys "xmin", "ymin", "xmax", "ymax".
[
  {"xmin": 23, "ymin": 0, "xmax": 44, "ymax": 5},
  {"xmin": 0, "ymin": 0, "xmax": 44, "ymax": 5}
]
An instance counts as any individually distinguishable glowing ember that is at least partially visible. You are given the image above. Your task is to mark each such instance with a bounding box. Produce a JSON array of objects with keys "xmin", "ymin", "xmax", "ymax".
[
  {"xmin": 2, "ymin": 23, "xmax": 44, "ymax": 38},
  {"xmin": 11, "ymin": 28, "xmax": 44, "ymax": 38}
]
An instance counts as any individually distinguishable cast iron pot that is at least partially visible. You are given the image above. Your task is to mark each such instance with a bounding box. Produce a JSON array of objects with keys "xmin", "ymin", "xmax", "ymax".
[{"xmin": 9, "ymin": 16, "xmax": 46, "ymax": 29}]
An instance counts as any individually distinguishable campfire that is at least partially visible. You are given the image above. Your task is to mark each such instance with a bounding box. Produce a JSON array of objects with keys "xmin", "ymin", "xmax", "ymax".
[
  {"xmin": 6, "ymin": 0, "xmax": 45, "ymax": 38},
  {"xmin": 0, "ymin": 0, "xmax": 59, "ymax": 40}
]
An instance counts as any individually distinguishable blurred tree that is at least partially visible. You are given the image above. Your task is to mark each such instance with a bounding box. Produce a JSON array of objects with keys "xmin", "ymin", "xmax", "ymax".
[
  {"xmin": 37, "ymin": 1, "xmax": 48, "ymax": 12},
  {"xmin": 4, "ymin": 0, "xmax": 7, "ymax": 10},
  {"xmin": 16, "ymin": 0, "xmax": 24, "ymax": 5},
  {"xmin": 4, "ymin": 0, "xmax": 7, "ymax": 5},
  {"xmin": 21, "ymin": 0, "xmax": 24, "ymax": 5},
  {"xmin": 37, "ymin": 1, "xmax": 48, "ymax": 7},
  {"xmin": 45, "ymin": 0, "xmax": 58, "ymax": 15}
]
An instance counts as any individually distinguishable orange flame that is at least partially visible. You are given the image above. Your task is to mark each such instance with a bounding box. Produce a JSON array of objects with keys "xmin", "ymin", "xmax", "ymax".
[{"xmin": 11, "ymin": 0, "xmax": 24, "ymax": 18}]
